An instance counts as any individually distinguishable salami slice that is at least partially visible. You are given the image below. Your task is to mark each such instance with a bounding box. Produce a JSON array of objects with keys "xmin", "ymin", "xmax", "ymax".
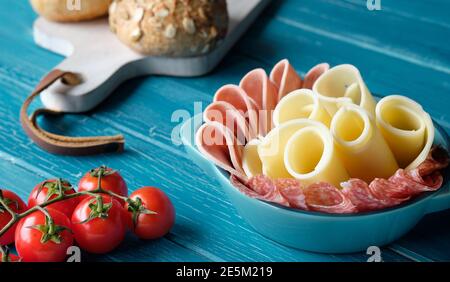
[
  {"xmin": 304, "ymin": 182, "xmax": 357, "ymax": 214},
  {"xmin": 368, "ymin": 178, "xmax": 410, "ymax": 204},
  {"xmin": 230, "ymin": 175, "xmax": 261, "ymax": 198},
  {"xmin": 247, "ymin": 175, "xmax": 290, "ymax": 207},
  {"xmin": 390, "ymin": 170, "xmax": 442, "ymax": 194},
  {"xmin": 274, "ymin": 178, "xmax": 308, "ymax": 210},
  {"xmin": 342, "ymin": 179, "xmax": 401, "ymax": 212}
]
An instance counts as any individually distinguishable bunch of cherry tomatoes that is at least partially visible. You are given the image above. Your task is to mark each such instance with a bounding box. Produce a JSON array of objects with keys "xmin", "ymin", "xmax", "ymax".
[{"xmin": 0, "ymin": 166, "xmax": 175, "ymax": 262}]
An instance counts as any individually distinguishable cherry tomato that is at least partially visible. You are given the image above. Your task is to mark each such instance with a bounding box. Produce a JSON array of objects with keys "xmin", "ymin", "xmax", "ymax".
[
  {"xmin": 15, "ymin": 208, "xmax": 73, "ymax": 262},
  {"xmin": 28, "ymin": 179, "xmax": 79, "ymax": 218},
  {"xmin": 78, "ymin": 166, "xmax": 127, "ymax": 204},
  {"xmin": 0, "ymin": 190, "xmax": 27, "ymax": 245},
  {"xmin": 125, "ymin": 187, "xmax": 175, "ymax": 239},
  {"xmin": 0, "ymin": 253, "xmax": 20, "ymax": 263},
  {"xmin": 71, "ymin": 194, "xmax": 126, "ymax": 254},
  {"xmin": 0, "ymin": 246, "xmax": 20, "ymax": 263}
]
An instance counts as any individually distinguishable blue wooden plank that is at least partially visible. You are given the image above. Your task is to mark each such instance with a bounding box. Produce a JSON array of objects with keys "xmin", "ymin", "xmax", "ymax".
[
  {"xmin": 0, "ymin": 153, "xmax": 209, "ymax": 262},
  {"xmin": 342, "ymin": 0, "xmax": 450, "ymax": 29},
  {"xmin": 278, "ymin": 0, "xmax": 450, "ymax": 74}
]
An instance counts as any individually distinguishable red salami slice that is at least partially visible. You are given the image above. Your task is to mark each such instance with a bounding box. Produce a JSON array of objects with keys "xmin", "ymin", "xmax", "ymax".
[
  {"xmin": 368, "ymin": 178, "xmax": 410, "ymax": 204},
  {"xmin": 274, "ymin": 178, "xmax": 308, "ymax": 210},
  {"xmin": 230, "ymin": 175, "xmax": 261, "ymax": 198},
  {"xmin": 342, "ymin": 179, "xmax": 401, "ymax": 212},
  {"xmin": 304, "ymin": 182, "xmax": 357, "ymax": 214},
  {"xmin": 247, "ymin": 175, "xmax": 290, "ymax": 207},
  {"xmin": 390, "ymin": 170, "xmax": 442, "ymax": 194}
]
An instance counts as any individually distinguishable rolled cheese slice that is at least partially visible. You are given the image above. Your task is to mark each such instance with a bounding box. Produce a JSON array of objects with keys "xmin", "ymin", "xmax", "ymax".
[
  {"xmin": 313, "ymin": 64, "xmax": 377, "ymax": 116},
  {"xmin": 331, "ymin": 104, "xmax": 399, "ymax": 182},
  {"xmin": 272, "ymin": 89, "xmax": 331, "ymax": 127},
  {"xmin": 375, "ymin": 95, "xmax": 434, "ymax": 170},
  {"xmin": 283, "ymin": 123, "xmax": 349, "ymax": 188},
  {"xmin": 242, "ymin": 138, "xmax": 263, "ymax": 177},
  {"xmin": 258, "ymin": 119, "xmax": 314, "ymax": 178},
  {"xmin": 258, "ymin": 119, "xmax": 349, "ymax": 186}
]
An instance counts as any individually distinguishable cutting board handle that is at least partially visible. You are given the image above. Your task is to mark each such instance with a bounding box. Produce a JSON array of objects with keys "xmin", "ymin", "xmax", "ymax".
[
  {"xmin": 20, "ymin": 70, "xmax": 125, "ymax": 155},
  {"xmin": 40, "ymin": 50, "xmax": 139, "ymax": 113}
]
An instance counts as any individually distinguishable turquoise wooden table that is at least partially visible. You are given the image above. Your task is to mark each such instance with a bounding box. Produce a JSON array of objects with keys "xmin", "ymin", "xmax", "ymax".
[{"xmin": 0, "ymin": 0, "xmax": 449, "ymax": 262}]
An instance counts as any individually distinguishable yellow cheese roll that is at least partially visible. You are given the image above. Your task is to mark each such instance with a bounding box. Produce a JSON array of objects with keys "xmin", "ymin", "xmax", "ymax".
[
  {"xmin": 331, "ymin": 104, "xmax": 399, "ymax": 182},
  {"xmin": 313, "ymin": 64, "xmax": 377, "ymax": 116},
  {"xmin": 272, "ymin": 89, "xmax": 331, "ymax": 127},
  {"xmin": 375, "ymin": 95, "xmax": 434, "ymax": 170}
]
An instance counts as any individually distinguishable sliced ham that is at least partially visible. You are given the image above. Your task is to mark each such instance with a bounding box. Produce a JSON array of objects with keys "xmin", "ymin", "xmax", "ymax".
[
  {"xmin": 195, "ymin": 121, "xmax": 246, "ymax": 181},
  {"xmin": 303, "ymin": 63, "xmax": 330, "ymax": 89},
  {"xmin": 239, "ymin": 69, "xmax": 278, "ymax": 135},
  {"xmin": 213, "ymin": 84, "xmax": 260, "ymax": 139},
  {"xmin": 270, "ymin": 59, "xmax": 303, "ymax": 101},
  {"xmin": 203, "ymin": 101, "xmax": 251, "ymax": 144}
]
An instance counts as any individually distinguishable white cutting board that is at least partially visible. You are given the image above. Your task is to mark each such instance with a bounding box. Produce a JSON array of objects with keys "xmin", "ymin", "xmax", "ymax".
[{"xmin": 33, "ymin": 0, "xmax": 271, "ymax": 113}]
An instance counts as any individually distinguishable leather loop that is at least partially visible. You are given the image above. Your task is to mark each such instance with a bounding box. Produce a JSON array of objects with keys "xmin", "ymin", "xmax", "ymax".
[{"xmin": 20, "ymin": 70, "xmax": 125, "ymax": 155}]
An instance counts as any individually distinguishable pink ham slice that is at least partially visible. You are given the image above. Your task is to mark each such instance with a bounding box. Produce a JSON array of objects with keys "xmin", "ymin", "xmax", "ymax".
[
  {"xmin": 196, "ymin": 121, "xmax": 247, "ymax": 181},
  {"xmin": 213, "ymin": 84, "xmax": 259, "ymax": 140},
  {"xmin": 239, "ymin": 69, "xmax": 278, "ymax": 136},
  {"xmin": 204, "ymin": 101, "xmax": 251, "ymax": 144},
  {"xmin": 270, "ymin": 59, "xmax": 303, "ymax": 101},
  {"xmin": 303, "ymin": 63, "xmax": 330, "ymax": 89}
]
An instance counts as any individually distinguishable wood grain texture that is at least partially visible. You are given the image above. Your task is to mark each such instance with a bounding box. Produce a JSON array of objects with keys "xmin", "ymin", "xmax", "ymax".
[{"xmin": 0, "ymin": 0, "xmax": 448, "ymax": 261}]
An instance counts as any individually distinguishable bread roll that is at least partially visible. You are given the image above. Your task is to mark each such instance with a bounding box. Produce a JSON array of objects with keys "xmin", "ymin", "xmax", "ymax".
[
  {"xmin": 30, "ymin": 0, "xmax": 112, "ymax": 22},
  {"xmin": 109, "ymin": 0, "xmax": 229, "ymax": 56}
]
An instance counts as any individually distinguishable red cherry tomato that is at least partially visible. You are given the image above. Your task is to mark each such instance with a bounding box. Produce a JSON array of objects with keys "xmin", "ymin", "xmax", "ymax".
[
  {"xmin": 0, "ymin": 253, "xmax": 20, "ymax": 263},
  {"xmin": 125, "ymin": 187, "xmax": 175, "ymax": 239},
  {"xmin": 28, "ymin": 179, "xmax": 79, "ymax": 218},
  {"xmin": 15, "ymin": 208, "xmax": 73, "ymax": 262},
  {"xmin": 0, "ymin": 190, "xmax": 27, "ymax": 245},
  {"xmin": 78, "ymin": 166, "xmax": 127, "ymax": 204},
  {"xmin": 71, "ymin": 194, "xmax": 126, "ymax": 254}
]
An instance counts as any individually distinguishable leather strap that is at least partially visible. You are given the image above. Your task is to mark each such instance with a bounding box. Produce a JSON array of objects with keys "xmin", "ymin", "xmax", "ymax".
[{"xmin": 20, "ymin": 70, "xmax": 125, "ymax": 155}]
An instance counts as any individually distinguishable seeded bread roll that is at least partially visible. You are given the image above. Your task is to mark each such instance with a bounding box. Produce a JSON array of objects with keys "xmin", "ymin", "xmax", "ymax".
[
  {"xmin": 109, "ymin": 0, "xmax": 229, "ymax": 56},
  {"xmin": 30, "ymin": 0, "xmax": 112, "ymax": 22}
]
